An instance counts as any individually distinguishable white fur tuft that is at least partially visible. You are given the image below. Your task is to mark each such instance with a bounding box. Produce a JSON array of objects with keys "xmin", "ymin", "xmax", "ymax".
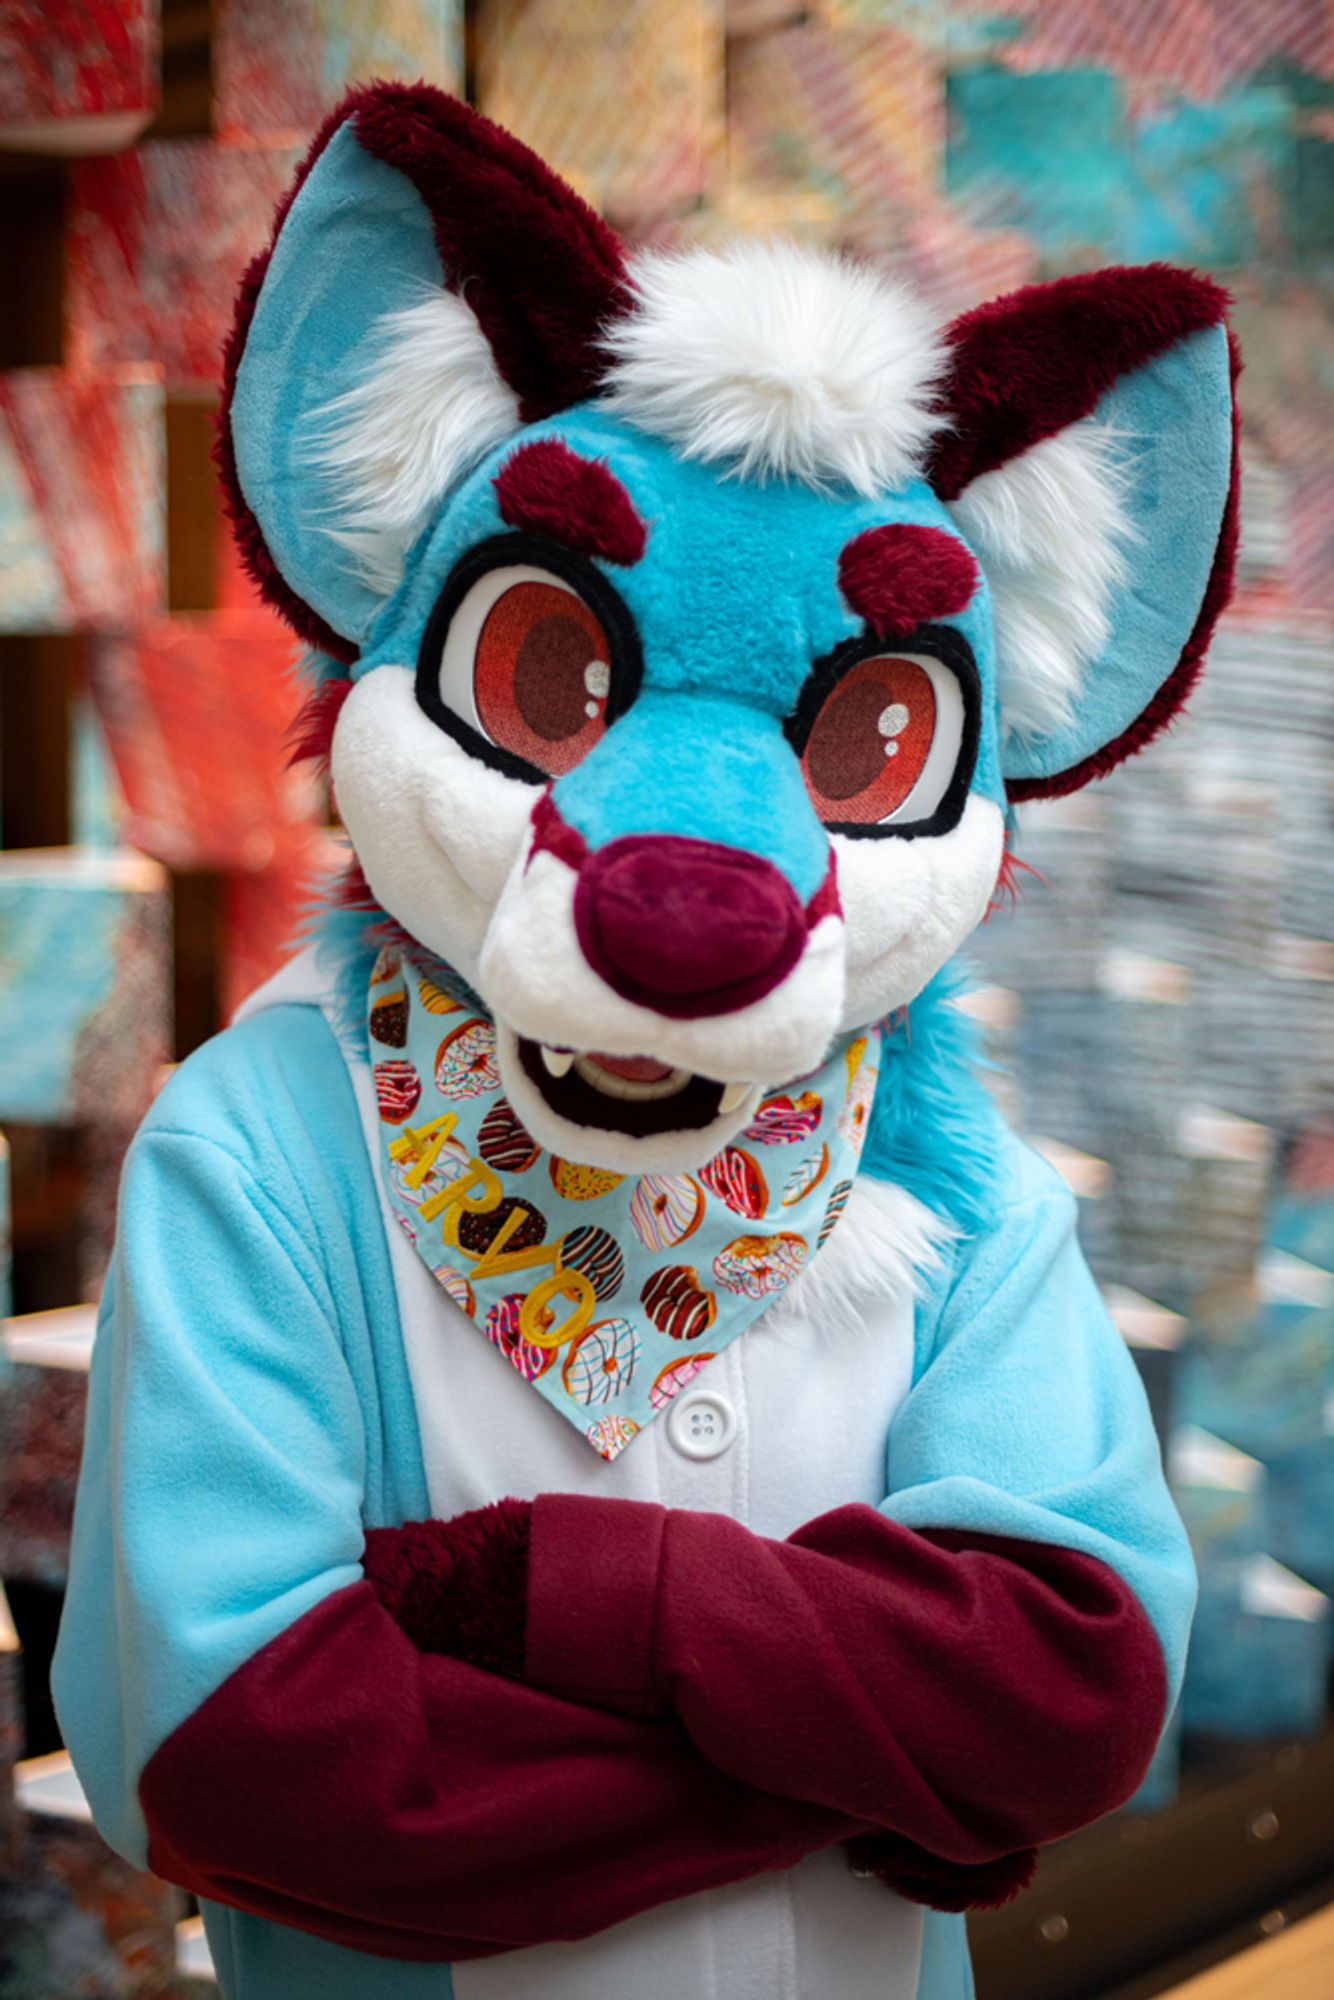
[
  {"xmin": 766, "ymin": 1172, "xmax": 954, "ymax": 1332},
  {"xmin": 946, "ymin": 422, "xmax": 1135, "ymax": 747},
  {"xmin": 601, "ymin": 241, "xmax": 949, "ymax": 496},
  {"xmin": 308, "ymin": 290, "xmax": 521, "ymax": 599}
]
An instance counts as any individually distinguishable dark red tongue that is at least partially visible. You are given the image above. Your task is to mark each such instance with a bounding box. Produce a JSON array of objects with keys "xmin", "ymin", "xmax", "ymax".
[{"xmin": 588, "ymin": 1051, "xmax": 679, "ymax": 1084}]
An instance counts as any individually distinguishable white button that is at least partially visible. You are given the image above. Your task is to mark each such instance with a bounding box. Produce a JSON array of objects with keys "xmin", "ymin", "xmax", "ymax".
[{"xmin": 667, "ymin": 1390, "xmax": 738, "ymax": 1460}]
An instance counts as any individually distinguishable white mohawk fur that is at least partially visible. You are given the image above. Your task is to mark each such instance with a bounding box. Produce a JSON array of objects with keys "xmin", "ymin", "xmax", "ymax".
[
  {"xmin": 945, "ymin": 422, "xmax": 1136, "ymax": 747},
  {"xmin": 308, "ymin": 289, "xmax": 521, "ymax": 599},
  {"xmin": 601, "ymin": 241, "xmax": 949, "ymax": 496}
]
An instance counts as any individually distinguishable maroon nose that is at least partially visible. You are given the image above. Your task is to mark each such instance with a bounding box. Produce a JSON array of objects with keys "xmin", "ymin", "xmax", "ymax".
[{"xmin": 573, "ymin": 835, "xmax": 807, "ymax": 1019}]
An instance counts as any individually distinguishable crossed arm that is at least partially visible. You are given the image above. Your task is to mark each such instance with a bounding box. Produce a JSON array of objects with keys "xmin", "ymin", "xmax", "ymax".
[{"xmin": 56, "ymin": 1049, "xmax": 1191, "ymax": 1964}]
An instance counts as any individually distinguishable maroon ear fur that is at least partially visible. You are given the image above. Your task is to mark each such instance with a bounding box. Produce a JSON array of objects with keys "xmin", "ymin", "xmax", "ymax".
[
  {"xmin": 924, "ymin": 266, "xmax": 1240, "ymax": 803},
  {"xmin": 217, "ymin": 82, "xmax": 629, "ymax": 664},
  {"xmin": 926, "ymin": 264, "xmax": 1231, "ymax": 501}
]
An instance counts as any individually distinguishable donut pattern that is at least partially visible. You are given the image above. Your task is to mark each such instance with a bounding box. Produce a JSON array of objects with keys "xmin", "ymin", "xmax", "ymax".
[
  {"xmin": 559, "ymin": 1224, "xmax": 625, "ymax": 1301},
  {"xmin": 587, "ymin": 1414, "xmax": 640, "ymax": 1460},
  {"xmin": 744, "ymin": 1090, "xmax": 822, "ymax": 1147},
  {"xmin": 432, "ymin": 1266, "xmax": 475, "ymax": 1315},
  {"xmin": 369, "ymin": 987, "xmax": 409, "ymax": 1048},
  {"xmin": 485, "ymin": 1293, "xmax": 555, "ymax": 1382},
  {"xmin": 549, "ymin": 1156, "xmax": 625, "ymax": 1202},
  {"xmin": 630, "ymin": 1173, "xmax": 705, "ymax": 1250},
  {"xmin": 372, "ymin": 952, "xmax": 880, "ymax": 1461},
  {"xmin": 650, "ymin": 1352, "xmax": 716, "ymax": 1410},
  {"xmin": 698, "ymin": 1147, "xmax": 768, "ymax": 1220},
  {"xmin": 562, "ymin": 1318, "xmax": 640, "ymax": 1406},
  {"xmin": 477, "ymin": 1099, "xmax": 540, "ymax": 1173},
  {"xmin": 818, "ymin": 1179, "xmax": 854, "ymax": 1248},
  {"xmin": 391, "ymin": 1137, "xmax": 468, "ymax": 1208},
  {"xmin": 781, "ymin": 1144, "xmax": 829, "ymax": 1208},
  {"xmin": 836, "ymin": 1061, "xmax": 877, "ymax": 1157},
  {"xmin": 374, "ymin": 1059, "xmax": 421, "ymax": 1125},
  {"xmin": 457, "ymin": 1196, "xmax": 547, "ymax": 1259},
  {"xmin": 418, "ymin": 973, "xmax": 462, "ymax": 1016},
  {"xmin": 434, "ymin": 1017, "xmax": 501, "ymax": 1099},
  {"xmin": 370, "ymin": 946, "xmax": 401, "ymax": 986},
  {"xmin": 641, "ymin": 1264, "xmax": 717, "ymax": 1342},
  {"xmin": 713, "ymin": 1231, "xmax": 807, "ymax": 1300}
]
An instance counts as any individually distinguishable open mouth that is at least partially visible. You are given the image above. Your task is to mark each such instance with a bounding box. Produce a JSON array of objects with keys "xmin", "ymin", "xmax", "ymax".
[{"xmin": 517, "ymin": 1037, "xmax": 753, "ymax": 1137}]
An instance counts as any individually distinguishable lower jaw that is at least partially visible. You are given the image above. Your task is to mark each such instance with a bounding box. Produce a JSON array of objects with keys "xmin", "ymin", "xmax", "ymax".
[{"xmin": 516, "ymin": 1035, "xmax": 732, "ymax": 1138}]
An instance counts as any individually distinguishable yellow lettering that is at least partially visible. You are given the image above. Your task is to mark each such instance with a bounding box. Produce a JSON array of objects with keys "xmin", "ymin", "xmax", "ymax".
[
  {"xmin": 520, "ymin": 1268, "xmax": 596, "ymax": 1349},
  {"xmin": 388, "ymin": 1113, "xmax": 459, "ymax": 1177},
  {"xmin": 421, "ymin": 1157, "xmax": 502, "ymax": 1225}
]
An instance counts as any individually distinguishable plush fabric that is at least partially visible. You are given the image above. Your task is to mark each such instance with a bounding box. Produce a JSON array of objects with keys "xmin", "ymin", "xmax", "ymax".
[
  {"xmin": 890, "ymin": 1142, "xmax": 1196, "ymax": 1708},
  {"xmin": 50, "ymin": 1004, "xmax": 430, "ymax": 1866},
  {"xmin": 351, "ymin": 84, "xmax": 625, "ymax": 425},
  {"xmin": 573, "ymin": 833, "xmax": 810, "ymax": 1016},
  {"xmin": 944, "ymin": 421, "xmax": 1130, "ymax": 749},
  {"xmin": 140, "ymin": 1579, "xmax": 865, "ymax": 1963},
  {"xmin": 927, "ymin": 263, "xmax": 1231, "ymax": 499},
  {"xmin": 365, "ymin": 1488, "xmax": 1164, "ymax": 1866},
  {"xmin": 522, "ymin": 1497, "xmax": 1165, "ymax": 1858},
  {"xmin": 846, "ymin": 1834, "xmax": 1036, "ymax": 1914},
  {"xmin": 837, "ymin": 525, "xmax": 979, "ymax": 636},
  {"xmin": 288, "ymin": 674, "xmax": 352, "ymax": 775},
  {"xmin": 993, "ymin": 325, "xmax": 1236, "ymax": 791},
  {"xmin": 1010, "ymin": 327, "xmax": 1242, "ymax": 800},
  {"xmin": 495, "ymin": 438, "xmax": 648, "ymax": 566},
  {"xmin": 923, "ymin": 267, "xmax": 1237, "ymax": 794},
  {"xmin": 220, "ymin": 82, "xmax": 626, "ymax": 657},
  {"xmin": 600, "ymin": 240, "xmax": 947, "ymax": 495},
  {"xmin": 363, "ymin": 1500, "xmax": 531, "ymax": 1675}
]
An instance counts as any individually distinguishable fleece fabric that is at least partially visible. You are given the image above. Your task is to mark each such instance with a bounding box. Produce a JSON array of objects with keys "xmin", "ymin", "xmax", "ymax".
[{"xmin": 54, "ymin": 991, "xmax": 1194, "ymax": 2000}]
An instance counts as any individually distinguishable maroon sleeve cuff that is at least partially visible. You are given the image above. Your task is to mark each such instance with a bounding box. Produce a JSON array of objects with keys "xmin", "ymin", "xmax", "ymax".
[{"xmin": 526, "ymin": 1492, "xmax": 666, "ymax": 1714}]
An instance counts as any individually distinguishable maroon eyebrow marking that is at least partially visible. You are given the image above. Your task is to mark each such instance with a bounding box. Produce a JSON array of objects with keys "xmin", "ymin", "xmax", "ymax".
[
  {"xmin": 494, "ymin": 438, "xmax": 648, "ymax": 566},
  {"xmin": 838, "ymin": 524, "xmax": 979, "ymax": 637}
]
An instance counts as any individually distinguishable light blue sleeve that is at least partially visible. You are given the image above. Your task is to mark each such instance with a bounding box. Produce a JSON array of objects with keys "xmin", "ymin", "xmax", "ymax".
[
  {"xmin": 884, "ymin": 1137, "xmax": 1196, "ymax": 1705},
  {"xmin": 51, "ymin": 1004, "xmax": 426, "ymax": 1865}
]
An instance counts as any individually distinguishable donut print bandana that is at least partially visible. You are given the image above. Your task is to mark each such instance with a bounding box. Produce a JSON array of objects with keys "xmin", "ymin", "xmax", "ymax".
[{"xmin": 370, "ymin": 948, "xmax": 880, "ymax": 1460}]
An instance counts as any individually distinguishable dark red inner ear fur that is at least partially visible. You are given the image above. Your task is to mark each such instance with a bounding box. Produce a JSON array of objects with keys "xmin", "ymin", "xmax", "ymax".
[
  {"xmin": 838, "ymin": 524, "xmax": 978, "ymax": 635},
  {"xmin": 927, "ymin": 264, "xmax": 1231, "ymax": 500},
  {"xmin": 495, "ymin": 438, "xmax": 647, "ymax": 565},
  {"xmin": 217, "ymin": 82, "xmax": 629, "ymax": 661},
  {"xmin": 926, "ymin": 266, "xmax": 1238, "ymax": 802}
]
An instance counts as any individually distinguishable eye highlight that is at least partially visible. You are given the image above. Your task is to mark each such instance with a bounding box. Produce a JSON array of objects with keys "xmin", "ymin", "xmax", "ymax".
[
  {"xmin": 787, "ymin": 624, "xmax": 980, "ymax": 838},
  {"xmin": 416, "ymin": 533, "xmax": 642, "ymax": 783}
]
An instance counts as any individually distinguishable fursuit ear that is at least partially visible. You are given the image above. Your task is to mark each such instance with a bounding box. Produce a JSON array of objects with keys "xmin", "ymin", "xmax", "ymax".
[
  {"xmin": 219, "ymin": 82, "xmax": 627, "ymax": 663},
  {"xmin": 927, "ymin": 267, "xmax": 1239, "ymax": 799}
]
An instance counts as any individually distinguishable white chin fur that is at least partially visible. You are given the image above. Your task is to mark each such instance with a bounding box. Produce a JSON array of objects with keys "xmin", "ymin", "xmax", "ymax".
[
  {"xmin": 480, "ymin": 840, "xmax": 847, "ymax": 1085},
  {"xmin": 765, "ymin": 1174, "xmax": 955, "ymax": 1330},
  {"xmin": 837, "ymin": 793, "xmax": 1005, "ymax": 1030},
  {"xmin": 331, "ymin": 665, "xmax": 535, "ymax": 986},
  {"xmin": 497, "ymin": 1024, "xmax": 763, "ymax": 1175}
]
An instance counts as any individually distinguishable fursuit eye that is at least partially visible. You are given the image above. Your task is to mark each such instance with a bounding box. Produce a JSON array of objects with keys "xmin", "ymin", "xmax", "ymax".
[
  {"xmin": 797, "ymin": 651, "xmax": 969, "ymax": 831},
  {"xmin": 422, "ymin": 560, "xmax": 619, "ymax": 779}
]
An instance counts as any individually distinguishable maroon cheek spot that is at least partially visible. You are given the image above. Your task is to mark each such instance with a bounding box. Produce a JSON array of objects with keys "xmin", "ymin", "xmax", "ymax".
[
  {"xmin": 838, "ymin": 524, "xmax": 979, "ymax": 636},
  {"xmin": 573, "ymin": 836, "xmax": 811, "ymax": 1020}
]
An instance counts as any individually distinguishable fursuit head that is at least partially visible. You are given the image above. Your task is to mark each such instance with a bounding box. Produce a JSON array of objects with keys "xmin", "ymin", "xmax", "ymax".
[{"xmin": 222, "ymin": 83, "xmax": 1238, "ymax": 1175}]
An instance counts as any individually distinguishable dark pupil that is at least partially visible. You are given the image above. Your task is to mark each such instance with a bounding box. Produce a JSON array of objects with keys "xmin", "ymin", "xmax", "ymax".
[
  {"xmin": 806, "ymin": 679, "xmax": 891, "ymax": 801},
  {"xmin": 513, "ymin": 613, "xmax": 597, "ymax": 742}
]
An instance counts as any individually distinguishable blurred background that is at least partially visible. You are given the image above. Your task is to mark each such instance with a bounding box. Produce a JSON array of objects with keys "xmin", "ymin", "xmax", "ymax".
[{"xmin": 0, "ymin": 3, "xmax": 1330, "ymax": 1996}]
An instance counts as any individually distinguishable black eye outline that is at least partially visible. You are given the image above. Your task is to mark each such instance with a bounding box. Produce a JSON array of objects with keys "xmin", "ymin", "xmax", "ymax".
[
  {"xmin": 414, "ymin": 530, "xmax": 645, "ymax": 786},
  {"xmin": 783, "ymin": 622, "xmax": 981, "ymax": 840}
]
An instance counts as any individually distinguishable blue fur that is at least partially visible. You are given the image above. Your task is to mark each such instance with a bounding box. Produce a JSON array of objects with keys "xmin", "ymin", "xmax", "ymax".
[
  {"xmin": 553, "ymin": 689, "xmax": 830, "ymax": 899},
  {"xmin": 357, "ymin": 404, "xmax": 1005, "ymax": 903},
  {"xmin": 1002, "ymin": 323, "xmax": 1234, "ymax": 785},
  {"xmin": 230, "ymin": 123, "xmax": 445, "ymax": 648},
  {"xmin": 862, "ymin": 964, "xmax": 1006, "ymax": 1237}
]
